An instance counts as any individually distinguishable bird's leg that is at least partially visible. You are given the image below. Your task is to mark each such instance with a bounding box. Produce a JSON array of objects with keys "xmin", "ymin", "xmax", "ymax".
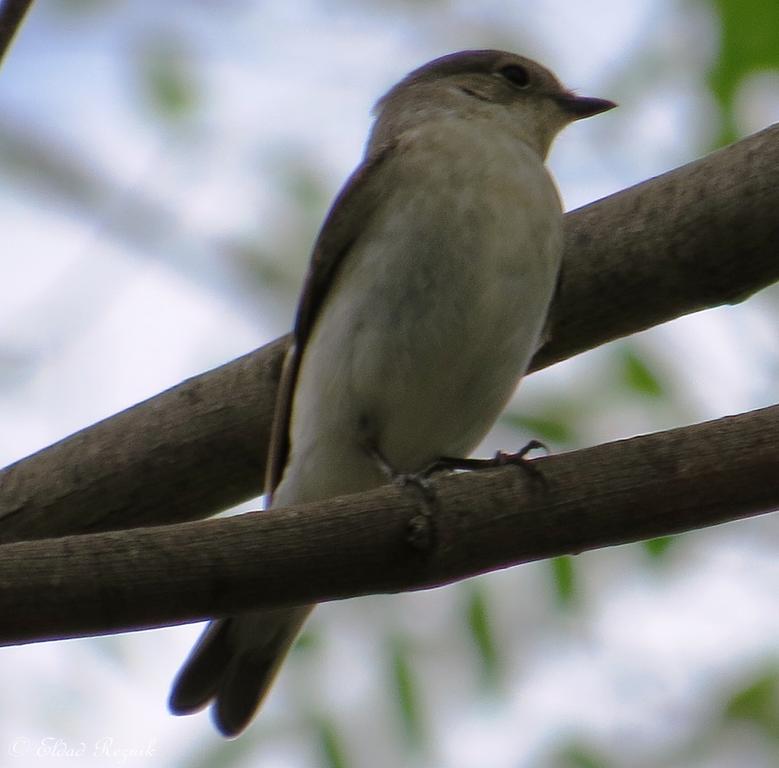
[
  {"xmin": 421, "ymin": 439, "xmax": 548, "ymax": 484},
  {"xmin": 366, "ymin": 444, "xmax": 438, "ymax": 552},
  {"xmin": 367, "ymin": 444, "xmax": 437, "ymax": 501}
]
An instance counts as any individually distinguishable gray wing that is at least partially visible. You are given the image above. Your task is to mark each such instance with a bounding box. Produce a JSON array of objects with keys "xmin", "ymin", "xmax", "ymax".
[{"xmin": 265, "ymin": 142, "xmax": 396, "ymax": 499}]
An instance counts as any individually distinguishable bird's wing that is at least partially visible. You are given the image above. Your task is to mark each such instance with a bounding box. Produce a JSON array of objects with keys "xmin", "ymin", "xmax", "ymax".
[
  {"xmin": 534, "ymin": 260, "xmax": 564, "ymax": 356},
  {"xmin": 265, "ymin": 143, "xmax": 396, "ymax": 499}
]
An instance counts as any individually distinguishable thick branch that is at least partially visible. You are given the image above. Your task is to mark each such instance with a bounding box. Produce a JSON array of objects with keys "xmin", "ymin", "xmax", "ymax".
[
  {"xmin": 0, "ymin": 405, "xmax": 777, "ymax": 646},
  {"xmin": 1, "ymin": 126, "xmax": 778, "ymax": 543},
  {"xmin": 535, "ymin": 124, "xmax": 779, "ymax": 368}
]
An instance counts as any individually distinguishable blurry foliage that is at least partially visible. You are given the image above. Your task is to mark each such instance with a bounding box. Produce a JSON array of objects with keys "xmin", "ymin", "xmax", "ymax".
[
  {"xmin": 724, "ymin": 664, "xmax": 779, "ymax": 738},
  {"xmin": 135, "ymin": 32, "xmax": 200, "ymax": 121},
  {"xmin": 221, "ymin": 238, "xmax": 298, "ymax": 292},
  {"xmin": 503, "ymin": 410, "xmax": 576, "ymax": 446},
  {"xmin": 270, "ymin": 150, "xmax": 333, "ymax": 253},
  {"xmin": 292, "ymin": 625, "xmax": 321, "ymax": 654},
  {"xmin": 708, "ymin": 0, "xmax": 779, "ymax": 145},
  {"xmin": 316, "ymin": 715, "xmax": 351, "ymax": 768},
  {"xmin": 550, "ymin": 555, "xmax": 577, "ymax": 609},
  {"xmin": 553, "ymin": 743, "xmax": 612, "ymax": 768},
  {"xmin": 642, "ymin": 535, "xmax": 674, "ymax": 561},
  {"xmin": 465, "ymin": 583, "xmax": 500, "ymax": 687},
  {"xmin": 389, "ymin": 635, "xmax": 425, "ymax": 749},
  {"xmin": 619, "ymin": 347, "xmax": 665, "ymax": 398},
  {"xmin": 277, "ymin": 158, "xmax": 331, "ymax": 218}
]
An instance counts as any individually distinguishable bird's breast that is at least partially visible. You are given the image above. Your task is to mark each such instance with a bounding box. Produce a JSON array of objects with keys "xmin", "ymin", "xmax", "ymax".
[{"xmin": 284, "ymin": 119, "xmax": 564, "ymax": 497}]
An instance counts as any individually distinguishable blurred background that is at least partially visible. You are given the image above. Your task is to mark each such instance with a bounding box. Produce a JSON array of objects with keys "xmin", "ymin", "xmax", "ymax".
[{"xmin": 1, "ymin": 1, "xmax": 778, "ymax": 766}]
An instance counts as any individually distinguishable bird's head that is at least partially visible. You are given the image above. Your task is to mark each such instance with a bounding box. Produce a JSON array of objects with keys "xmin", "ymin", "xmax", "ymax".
[{"xmin": 370, "ymin": 50, "xmax": 616, "ymax": 158}]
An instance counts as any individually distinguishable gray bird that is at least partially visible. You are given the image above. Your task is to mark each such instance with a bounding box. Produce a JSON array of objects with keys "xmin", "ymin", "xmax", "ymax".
[{"xmin": 169, "ymin": 49, "xmax": 615, "ymax": 736}]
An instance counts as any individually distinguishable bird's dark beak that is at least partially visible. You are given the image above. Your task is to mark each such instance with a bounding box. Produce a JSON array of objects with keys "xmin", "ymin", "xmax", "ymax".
[{"xmin": 556, "ymin": 94, "xmax": 617, "ymax": 119}]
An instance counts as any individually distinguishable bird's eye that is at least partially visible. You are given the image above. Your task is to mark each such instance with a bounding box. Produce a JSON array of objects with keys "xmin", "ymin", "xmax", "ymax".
[{"xmin": 500, "ymin": 64, "xmax": 531, "ymax": 89}]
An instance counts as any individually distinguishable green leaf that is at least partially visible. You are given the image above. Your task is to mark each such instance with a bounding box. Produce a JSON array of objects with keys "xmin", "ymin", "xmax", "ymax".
[
  {"xmin": 643, "ymin": 536, "xmax": 674, "ymax": 560},
  {"xmin": 551, "ymin": 556, "xmax": 577, "ymax": 608},
  {"xmin": 465, "ymin": 584, "xmax": 499, "ymax": 686},
  {"xmin": 139, "ymin": 35, "xmax": 199, "ymax": 119},
  {"xmin": 724, "ymin": 667, "xmax": 779, "ymax": 734},
  {"xmin": 620, "ymin": 348, "xmax": 664, "ymax": 398},
  {"xmin": 708, "ymin": 0, "xmax": 779, "ymax": 145},
  {"xmin": 502, "ymin": 412, "xmax": 573, "ymax": 444},
  {"xmin": 316, "ymin": 717, "xmax": 350, "ymax": 768},
  {"xmin": 708, "ymin": 0, "xmax": 779, "ymax": 111},
  {"xmin": 389, "ymin": 636, "xmax": 424, "ymax": 748},
  {"xmin": 556, "ymin": 743, "xmax": 612, "ymax": 768}
]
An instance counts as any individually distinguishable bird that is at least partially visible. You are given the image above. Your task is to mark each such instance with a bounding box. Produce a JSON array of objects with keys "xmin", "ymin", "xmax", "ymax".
[{"xmin": 168, "ymin": 49, "xmax": 615, "ymax": 736}]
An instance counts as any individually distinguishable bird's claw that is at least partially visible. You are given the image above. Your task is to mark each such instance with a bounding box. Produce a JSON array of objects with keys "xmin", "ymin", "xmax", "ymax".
[
  {"xmin": 392, "ymin": 471, "xmax": 437, "ymax": 502},
  {"xmin": 489, "ymin": 440, "xmax": 548, "ymax": 485},
  {"xmin": 421, "ymin": 439, "xmax": 548, "ymax": 484}
]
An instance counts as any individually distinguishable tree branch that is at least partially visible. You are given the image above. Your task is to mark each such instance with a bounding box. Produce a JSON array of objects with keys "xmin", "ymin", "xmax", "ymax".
[
  {"xmin": 535, "ymin": 123, "xmax": 779, "ymax": 369},
  {"xmin": 0, "ymin": 0, "xmax": 33, "ymax": 67},
  {"xmin": 0, "ymin": 405, "xmax": 777, "ymax": 646},
  {"xmin": 1, "ymin": 126, "xmax": 778, "ymax": 543}
]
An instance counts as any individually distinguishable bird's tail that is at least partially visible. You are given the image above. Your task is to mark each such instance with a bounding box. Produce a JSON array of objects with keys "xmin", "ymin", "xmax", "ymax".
[{"xmin": 169, "ymin": 605, "xmax": 313, "ymax": 737}]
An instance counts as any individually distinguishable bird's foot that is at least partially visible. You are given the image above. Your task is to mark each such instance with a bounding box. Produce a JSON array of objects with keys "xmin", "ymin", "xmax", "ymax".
[
  {"xmin": 367, "ymin": 445, "xmax": 438, "ymax": 552},
  {"xmin": 421, "ymin": 439, "xmax": 548, "ymax": 485}
]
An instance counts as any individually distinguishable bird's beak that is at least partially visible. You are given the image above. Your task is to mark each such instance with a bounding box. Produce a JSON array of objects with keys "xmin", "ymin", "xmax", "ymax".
[{"xmin": 556, "ymin": 94, "xmax": 617, "ymax": 119}]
